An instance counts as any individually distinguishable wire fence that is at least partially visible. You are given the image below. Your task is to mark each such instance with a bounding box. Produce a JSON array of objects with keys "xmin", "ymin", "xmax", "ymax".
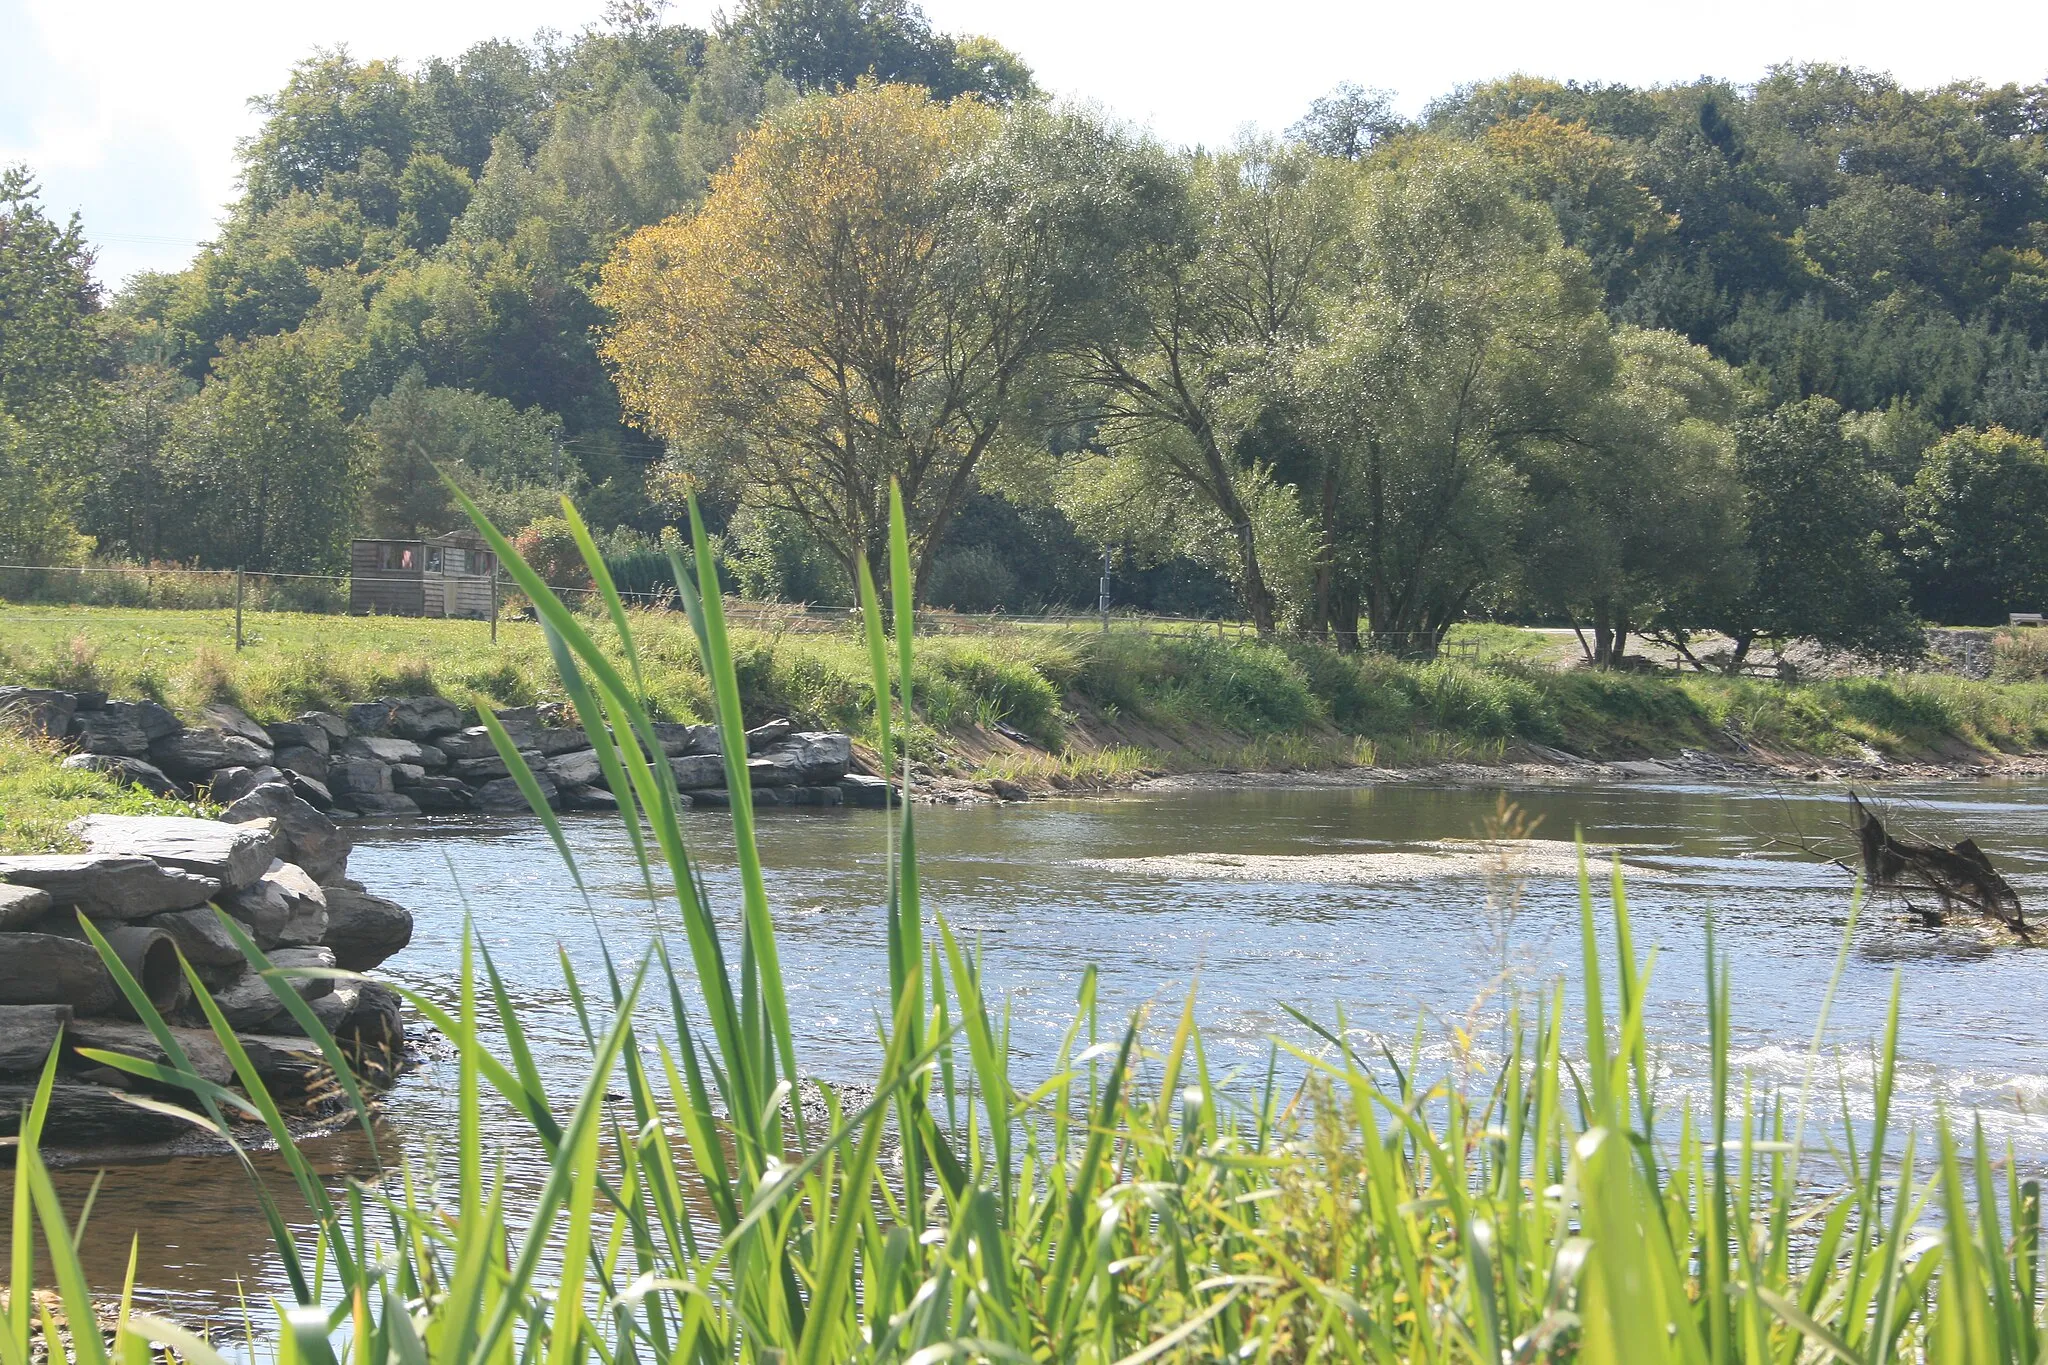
[{"xmin": 0, "ymin": 561, "xmax": 1485, "ymax": 663}]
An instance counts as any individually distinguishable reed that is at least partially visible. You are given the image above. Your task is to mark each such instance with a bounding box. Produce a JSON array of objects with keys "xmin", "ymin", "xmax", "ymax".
[{"xmin": 8, "ymin": 485, "xmax": 2045, "ymax": 1364}]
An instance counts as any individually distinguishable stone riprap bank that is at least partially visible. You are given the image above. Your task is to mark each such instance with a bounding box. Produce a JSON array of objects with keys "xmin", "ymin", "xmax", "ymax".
[
  {"xmin": 1, "ymin": 804, "xmax": 411, "ymax": 1153},
  {"xmin": 0, "ymin": 687, "xmax": 886, "ymax": 816}
]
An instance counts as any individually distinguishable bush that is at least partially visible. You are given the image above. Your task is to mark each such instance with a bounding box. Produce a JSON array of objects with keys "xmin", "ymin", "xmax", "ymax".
[
  {"xmin": 1994, "ymin": 628, "xmax": 2048, "ymax": 682},
  {"xmin": 925, "ymin": 545, "xmax": 1019, "ymax": 612}
]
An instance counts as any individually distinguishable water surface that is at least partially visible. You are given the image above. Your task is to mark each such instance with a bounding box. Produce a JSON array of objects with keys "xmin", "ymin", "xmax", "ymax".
[{"xmin": 10, "ymin": 776, "xmax": 2047, "ymax": 1321}]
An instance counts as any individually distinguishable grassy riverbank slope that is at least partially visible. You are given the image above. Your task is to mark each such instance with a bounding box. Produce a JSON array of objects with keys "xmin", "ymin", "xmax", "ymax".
[{"xmin": 4, "ymin": 606, "xmax": 2046, "ymax": 800}]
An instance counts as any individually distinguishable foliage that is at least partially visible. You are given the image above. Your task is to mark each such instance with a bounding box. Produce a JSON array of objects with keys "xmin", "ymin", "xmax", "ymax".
[
  {"xmin": 361, "ymin": 370, "xmax": 570, "ymax": 537},
  {"xmin": 1903, "ymin": 425, "xmax": 2048, "ymax": 623},
  {"xmin": 0, "ymin": 414, "xmax": 92, "ymax": 566},
  {"xmin": 723, "ymin": 0, "xmax": 1035, "ymax": 102}
]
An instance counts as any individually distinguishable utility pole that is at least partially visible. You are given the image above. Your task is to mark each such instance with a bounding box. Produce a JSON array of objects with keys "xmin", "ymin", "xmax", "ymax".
[{"xmin": 1099, "ymin": 547, "xmax": 1111, "ymax": 633}]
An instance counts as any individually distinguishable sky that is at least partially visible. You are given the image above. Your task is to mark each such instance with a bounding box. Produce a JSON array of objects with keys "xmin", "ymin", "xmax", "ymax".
[{"xmin": 5, "ymin": 0, "xmax": 2048, "ymax": 288}]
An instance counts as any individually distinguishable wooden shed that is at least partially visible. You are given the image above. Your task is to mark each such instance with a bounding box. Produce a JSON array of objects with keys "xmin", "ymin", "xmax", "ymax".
[{"xmin": 349, "ymin": 531, "xmax": 498, "ymax": 619}]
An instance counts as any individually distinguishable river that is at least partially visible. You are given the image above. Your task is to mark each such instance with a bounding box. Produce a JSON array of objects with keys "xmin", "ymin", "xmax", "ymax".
[{"xmin": 8, "ymin": 775, "xmax": 2048, "ymax": 1322}]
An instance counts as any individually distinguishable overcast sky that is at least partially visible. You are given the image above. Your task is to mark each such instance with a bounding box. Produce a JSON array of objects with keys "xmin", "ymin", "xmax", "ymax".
[{"xmin": 5, "ymin": 0, "xmax": 2047, "ymax": 288}]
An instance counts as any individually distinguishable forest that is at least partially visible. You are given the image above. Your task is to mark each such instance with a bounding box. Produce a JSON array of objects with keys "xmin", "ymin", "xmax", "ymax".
[{"xmin": 5, "ymin": 0, "xmax": 2048, "ymax": 663}]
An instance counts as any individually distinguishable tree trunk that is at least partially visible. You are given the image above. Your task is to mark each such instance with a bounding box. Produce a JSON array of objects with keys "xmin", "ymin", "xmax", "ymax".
[{"xmin": 1722, "ymin": 633, "xmax": 1755, "ymax": 676}]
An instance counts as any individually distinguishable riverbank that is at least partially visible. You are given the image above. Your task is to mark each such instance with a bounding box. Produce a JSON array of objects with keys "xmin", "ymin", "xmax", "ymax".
[{"xmin": 2, "ymin": 604, "xmax": 2046, "ymax": 836}]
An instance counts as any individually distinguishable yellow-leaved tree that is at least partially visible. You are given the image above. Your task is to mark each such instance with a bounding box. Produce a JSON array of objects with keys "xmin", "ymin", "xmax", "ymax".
[{"xmin": 598, "ymin": 81, "xmax": 1148, "ymax": 598}]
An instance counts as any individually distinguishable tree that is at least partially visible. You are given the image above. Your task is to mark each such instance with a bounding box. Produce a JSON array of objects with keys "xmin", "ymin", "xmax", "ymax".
[
  {"xmin": 1902, "ymin": 426, "xmax": 2048, "ymax": 623},
  {"xmin": 362, "ymin": 371, "xmax": 570, "ymax": 537},
  {"xmin": 601, "ymin": 86, "xmax": 1138, "ymax": 595},
  {"xmin": 1291, "ymin": 140, "xmax": 1614, "ymax": 651},
  {"xmin": 0, "ymin": 165, "xmax": 104, "ymax": 547},
  {"xmin": 1288, "ymin": 84, "xmax": 1402, "ymax": 160},
  {"xmin": 1520, "ymin": 328, "xmax": 1747, "ymax": 665},
  {"xmin": 0, "ymin": 414, "xmax": 91, "ymax": 565},
  {"xmin": 723, "ymin": 0, "xmax": 1033, "ymax": 102},
  {"xmin": 1067, "ymin": 135, "xmax": 1356, "ymax": 634},
  {"xmin": 179, "ymin": 330, "xmax": 365, "ymax": 571},
  {"xmin": 1694, "ymin": 396, "xmax": 1922, "ymax": 668}
]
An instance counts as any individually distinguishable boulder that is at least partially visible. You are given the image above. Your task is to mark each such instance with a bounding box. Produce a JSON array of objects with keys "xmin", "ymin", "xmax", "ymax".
[
  {"xmin": 0, "ymin": 1005, "xmax": 71, "ymax": 1072},
  {"xmin": 450, "ymin": 754, "xmax": 512, "ymax": 782},
  {"xmin": 744, "ymin": 718, "xmax": 794, "ymax": 752},
  {"xmin": 340, "ymin": 735, "xmax": 425, "ymax": 765},
  {"xmin": 0, "ymin": 881, "xmax": 53, "ymax": 930},
  {"xmin": 987, "ymin": 778, "xmax": 1030, "ymax": 802},
  {"xmin": 282, "ymin": 769, "xmax": 334, "ymax": 811},
  {"xmin": 346, "ymin": 701, "xmax": 398, "ymax": 736},
  {"xmin": 338, "ymin": 980, "xmax": 405, "ymax": 1055},
  {"xmin": 267, "ymin": 946, "xmax": 338, "ymax": 1001},
  {"xmin": 320, "ymin": 886, "xmax": 414, "ymax": 971},
  {"xmin": 59, "ymin": 753, "xmax": 182, "ymax": 796},
  {"xmin": 389, "ymin": 763, "xmax": 427, "ymax": 787},
  {"xmin": 0, "ymin": 934, "xmax": 118, "ymax": 1014},
  {"xmin": 220, "ymin": 783, "xmax": 351, "ymax": 884},
  {"xmin": 206, "ymin": 764, "xmax": 284, "ymax": 804},
  {"xmin": 436, "ymin": 726, "xmax": 500, "ymax": 761},
  {"xmin": 236, "ymin": 1032, "xmax": 326, "ymax": 1081},
  {"xmin": 745, "ymin": 756, "xmax": 793, "ymax": 788},
  {"xmin": 405, "ymin": 777, "xmax": 472, "ymax": 812},
  {"xmin": 476, "ymin": 774, "xmax": 557, "ymax": 811},
  {"xmin": 144, "ymin": 906, "xmax": 247, "ymax": 978},
  {"xmin": 72, "ymin": 813, "xmax": 277, "ymax": 890},
  {"xmin": 560, "ymin": 785, "xmax": 619, "ymax": 812},
  {"xmin": 0, "ymin": 687, "xmax": 76, "ymax": 738},
  {"xmin": 0, "ymin": 853, "xmax": 219, "ymax": 918},
  {"xmin": 330, "ymin": 757, "xmax": 393, "ymax": 795},
  {"xmin": 301, "ymin": 711, "xmax": 349, "ymax": 743},
  {"xmin": 649, "ymin": 722, "xmax": 698, "ymax": 756},
  {"xmin": 199, "ymin": 702, "xmax": 275, "ymax": 750},
  {"xmin": 65, "ymin": 1018, "xmax": 233, "ymax": 1087},
  {"xmin": 780, "ymin": 785, "xmax": 844, "ymax": 807},
  {"xmin": 0, "ymin": 1080, "xmax": 193, "ymax": 1146},
  {"xmin": 210, "ymin": 970, "xmax": 286, "ymax": 1030},
  {"xmin": 547, "ymin": 748, "xmax": 605, "ymax": 789},
  {"xmin": 264, "ymin": 718, "xmax": 331, "ymax": 755},
  {"xmin": 221, "ymin": 859, "xmax": 328, "ymax": 948},
  {"xmin": 297, "ymin": 978, "xmax": 359, "ymax": 1034},
  {"xmin": 837, "ymin": 773, "xmax": 897, "ymax": 808},
  {"xmin": 758, "ymin": 732, "xmax": 853, "ymax": 785},
  {"xmin": 386, "ymin": 696, "xmax": 465, "ymax": 741},
  {"xmin": 670, "ymin": 754, "xmax": 727, "ymax": 790},
  {"xmin": 149, "ymin": 728, "xmax": 271, "ymax": 781},
  {"xmin": 273, "ymin": 745, "xmax": 330, "ymax": 782},
  {"xmin": 69, "ymin": 703, "xmax": 154, "ymax": 757},
  {"xmin": 335, "ymin": 792, "xmax": 420, "ymax": 817},
  {"xmin": 415, "ymin": 743, "xmax": 448, "ymax": 771}
]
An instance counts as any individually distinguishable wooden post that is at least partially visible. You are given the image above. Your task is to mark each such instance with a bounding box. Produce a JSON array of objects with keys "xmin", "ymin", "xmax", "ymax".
[
  {"xmin": 490, "ymin": 565, "xmax": 500, "ymax": 643},
  {"xmin": 234, "ymin": 568, "xmax": 245, "ymax": 650}
]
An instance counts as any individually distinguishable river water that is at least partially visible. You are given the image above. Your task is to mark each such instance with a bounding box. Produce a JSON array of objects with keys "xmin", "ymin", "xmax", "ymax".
[{"xmin": 8, "ymin": 776, "xmax": 2048, "ymax": 1322}]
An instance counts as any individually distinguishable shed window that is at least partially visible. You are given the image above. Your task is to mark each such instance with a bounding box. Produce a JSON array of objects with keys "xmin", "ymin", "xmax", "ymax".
[
  {"xmin": 426, "ymin": 548, "xmax": 444, "ymax": 573},
  {"xmin": 380, "ymin": 544, "xmax": 417, "ymax": 572}
]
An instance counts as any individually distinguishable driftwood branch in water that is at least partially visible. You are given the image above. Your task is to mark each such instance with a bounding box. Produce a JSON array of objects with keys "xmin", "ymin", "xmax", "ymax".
[{"xmin": 1850, "ymin": 792, "xmax": 2025, "ymax": 932}]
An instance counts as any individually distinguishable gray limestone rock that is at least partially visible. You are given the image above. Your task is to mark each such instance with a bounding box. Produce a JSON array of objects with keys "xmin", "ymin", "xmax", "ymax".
[
  {"xmin": 0, "ymin": 935, "xmax": 118, "ymax": 1014},
  {"xmin": 65, "ymin": 1018, "xmax": 234, "ymax": 1087},
  {"xmin": 560, "ymin": 784, "xmax": 619, "ymax": 812},
  {"xmin": 221, "ymin": 859, "xmax": 328, "ymax": 948},
  {"xmin": 267, "ymin": 946, "xmax": 338, "ymax": 1001},
  {"xmin": 386, "ymin": 696, "xmax": 465, "ymax": 741},
  {"xmin": 744, "ymin": 718, "xmax": 794, "ymax": 752},
  {"xmin": 745, "ymin": 756, "xmax": 793, "ymax": 788},
  {"xmin": 758, "ymin": 732, "xmax": 853, "ymax": 785},
  {"xmin": 388, "ymin": 763, "xmax": 427, "ymax": 787},
  {"xmin": 199, "ymin": 702, "xmax": 275, "ymax": 751},
  {"xmin": 0, "ymin": 881, "xmax": 53, "ymax": 930},
  {"xmin": 0, "ymin": 1080, "xmax": 192, "ymax": 1146},
  {"xmin": 220, "ymin": 783, "xmax": 351, "ymax": 885},
  {"xmin": 149, "ymin": 728, "xmax": 271, "ymax": 781},
  {"xmin": 72, "ymin": 812, "xmax": 278, "ymax": 890},
  {"xmin": 59, "ymin": 753, "xmax": 182, "ymax": 796},
  {"xmin": 320, "ymin": 886, "xmax": 414, "ymax": 971},
  {"xmin": 273, "ymin": 744, "xmax": 329, "ymax": 782},
  {"xmin": 436, "ymin": 726, "xmax": 500, "ymax": 761},
  {"xmin": 69, "ymin": 703, "xmax": 153, "ymax": 757},
  {"xmin": 405, "ymin": 777, "xmax": 472, "ymax": 812},
  {"xmin": 547, "ymin": 748, "xmax": 604, "ymax": 789},
  {"xmin": 264, "ymin": 718, "xmax": 331, "ymax": 755},
  {"xmin": 0, "ymin": 1004, "xmax": 72, "ymax": 1072},
  {"xmin": 475, "ymin": 774, "xmax": 558, "ymax": 811},
  {"xmin": 670, "ymin": 753, "xmax": 727, "ymax": 790},
  {"xmin": 340, "ymin": 735, "xmax": 426, "ymax": 765},
  {"xmin": 837, "ymin": 773, "xmax": 897, "ymax": 808},
  {"xmin": 210, "ymin": 970, "xmax": 286, "ymax": 1030},
  {"xmin": 0, "ymin": 853, "xmax": 220, "ymax": 918},
  {"xmin": 346, "ymin": 701, "xmax": 398, "ymax": 736},
  {"xmin": 450, "ymin": 754, "xmax": 511, "ymax": 782},
  {"xmin": 144, "ymin": 906, "xmax": 247, "ymax": 975},
  {"xmin": 206, "ymin": 764, "xmax": 284, "ymax": 804},
  {"xmin": 283, "ymin": 769, "xmax": 334, "ymax": 811},
  {"xmin": 330, "ymin": 757, "xmax": 393, "ymax": 795},
  {"xmin": 335, "ymin": 792, "xmax": 421, "ymax": 817}
]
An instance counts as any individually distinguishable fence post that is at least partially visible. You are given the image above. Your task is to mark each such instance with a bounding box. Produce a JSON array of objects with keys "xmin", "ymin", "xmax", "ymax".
[
  {"xmin": 490, "ymin": 565, "xmax": 499, "ymax": 643},
  {"xmin": 234, "ymin": 569, "xmax": 245, "ymax": 650}
]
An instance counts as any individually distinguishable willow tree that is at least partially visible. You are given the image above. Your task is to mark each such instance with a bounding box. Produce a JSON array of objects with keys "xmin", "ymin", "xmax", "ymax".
[
  {"xmin": 1064, "ymin": 136, "xmax": 1356, "ymax": 635},
  {"xmin": 599, "ymin": 83, "xmax": 1138, "ymax": 596},
  {"xmin": 1292, "ymin": 140, "xmax": 1614, "ymax": 652}
]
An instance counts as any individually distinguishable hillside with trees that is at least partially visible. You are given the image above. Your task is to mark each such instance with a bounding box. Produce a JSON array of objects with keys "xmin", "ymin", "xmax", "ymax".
[{"xmin": 5, "ymin": 2, "xmax": 2048, "ymax": 662}]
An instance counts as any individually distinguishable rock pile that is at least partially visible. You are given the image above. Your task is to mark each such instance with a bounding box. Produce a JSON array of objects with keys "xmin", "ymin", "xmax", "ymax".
[
  {"xmin": 1, "ymin": 687, "xmax": 888, "ymax": 818},
  {"xmin": 0, "ymin": 806, "xmax": 412, "ymax": 1152}
]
